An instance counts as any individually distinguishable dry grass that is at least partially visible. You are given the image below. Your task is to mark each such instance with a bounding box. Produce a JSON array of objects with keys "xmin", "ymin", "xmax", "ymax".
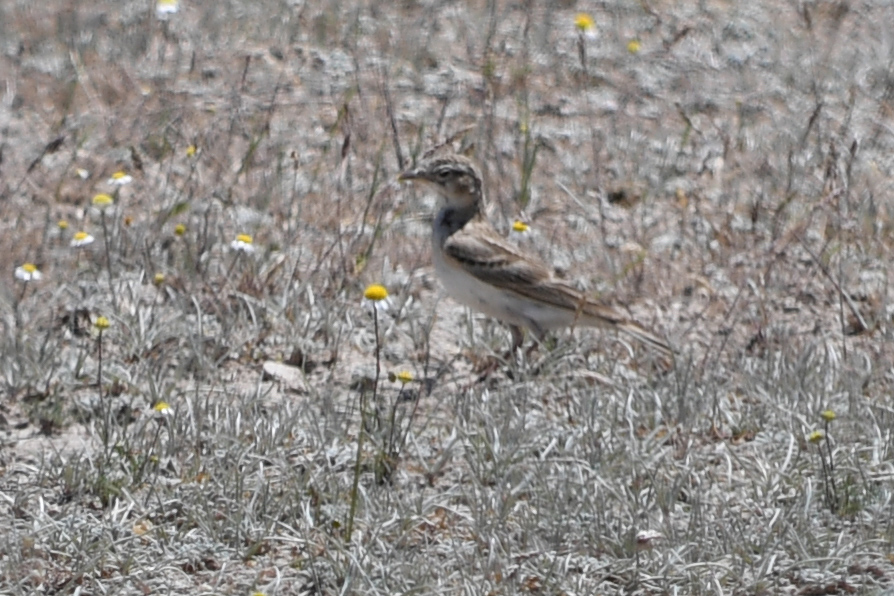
[{"xmin": 2, "ymin": 0, "xmax": 894, "ymax": 594}]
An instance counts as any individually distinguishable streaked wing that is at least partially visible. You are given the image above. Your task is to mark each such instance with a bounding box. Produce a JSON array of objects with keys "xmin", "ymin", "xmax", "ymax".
[
  {"xmin": 442, "ymin": 220, "xmax": 548, "ymax": 283},
  {"xmin": 443, "ymin": 220, "xmax": 623, "ymax": 320}
]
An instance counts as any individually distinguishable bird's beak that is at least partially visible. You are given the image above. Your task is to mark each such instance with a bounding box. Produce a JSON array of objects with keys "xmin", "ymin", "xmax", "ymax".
[{"xmin": 397, "ymin": 167, "xmax": 423, "ymax": 182}]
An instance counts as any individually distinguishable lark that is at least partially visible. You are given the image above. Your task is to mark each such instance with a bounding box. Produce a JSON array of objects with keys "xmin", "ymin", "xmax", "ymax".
[{"xmin": 398, "ymin": 153, "xmax": 672, "ymax": 356}]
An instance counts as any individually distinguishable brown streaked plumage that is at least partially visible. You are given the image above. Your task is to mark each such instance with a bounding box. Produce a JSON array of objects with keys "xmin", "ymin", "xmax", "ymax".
[{"xmin": 398, "ymin": 153, "xmax": 672, "ymax": 356}]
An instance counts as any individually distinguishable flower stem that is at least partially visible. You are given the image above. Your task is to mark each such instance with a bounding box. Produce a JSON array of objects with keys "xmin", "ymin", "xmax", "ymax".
[
  {"xmin": 346, "ymin": 308, "xmax": 381, "ymax": 543},
  {"xmin": 100, "ymin": 211, "xmax": 119, "ymax": 313},
  {"xmin": 97, "ymin": 328, "xmax": 111, "ymax": 449}
]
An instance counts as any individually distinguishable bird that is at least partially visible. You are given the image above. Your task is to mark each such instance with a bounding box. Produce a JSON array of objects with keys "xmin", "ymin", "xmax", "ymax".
[{"xmin": 397, "ymin": 153, "xmax": 673, "ymax": 357}]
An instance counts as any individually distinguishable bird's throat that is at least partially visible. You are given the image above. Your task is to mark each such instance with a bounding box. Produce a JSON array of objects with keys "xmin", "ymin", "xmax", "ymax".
[{"xmin": 434, "ymin": 205, "xmax": 480, "ymax": 238}]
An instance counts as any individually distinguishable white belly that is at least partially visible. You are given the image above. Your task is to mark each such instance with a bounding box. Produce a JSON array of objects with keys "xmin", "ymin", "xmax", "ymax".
[{"xmin": 431, "ymin": 239, "xmax": 576, "ymax": 334}]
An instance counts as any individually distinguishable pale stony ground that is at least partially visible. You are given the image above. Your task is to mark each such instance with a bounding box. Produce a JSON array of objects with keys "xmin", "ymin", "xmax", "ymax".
[{"xmin": 2, "ymin": 1, "xmax": 894, "ymax": 594}]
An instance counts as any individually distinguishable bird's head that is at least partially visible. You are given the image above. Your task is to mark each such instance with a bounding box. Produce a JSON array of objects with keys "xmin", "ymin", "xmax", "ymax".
[{"xmin": 398, "ymin": 154, "xmax": 483, "ymax": 210}]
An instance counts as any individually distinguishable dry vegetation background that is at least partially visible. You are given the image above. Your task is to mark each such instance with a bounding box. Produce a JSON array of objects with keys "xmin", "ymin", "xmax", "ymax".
[{"xmin": 2, "ymin": 0, "xmax": 894, "ymax": 594}]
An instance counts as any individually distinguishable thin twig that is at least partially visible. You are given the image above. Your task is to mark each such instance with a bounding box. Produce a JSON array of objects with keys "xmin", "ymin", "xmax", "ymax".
[{"xmin": 795, "ymin": 233, "xmax": 868, "ymax": 334}]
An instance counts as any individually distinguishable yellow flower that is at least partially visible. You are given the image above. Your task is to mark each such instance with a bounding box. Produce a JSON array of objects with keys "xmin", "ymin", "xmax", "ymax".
[
  {"xmin": 174, "ymin": 223, "xmax": 186, "ymax": 236},
  {"xmin": 15, "ymin": 263, "xmax": 42, "ymax": 281},
  {"xmin": 820, "ymin": 410, "xmax": 836, "ymax": 422},
  {"xmin": 808, "ymin": 430, "xmax": 824, "ymax": 444},
  {"xmin": 362, "ymin": 283, "xmax": 390, "ymax": 313},
  {"xmin": 153, "ymin": 401, "xmax": 172, "ymax": 415},
  {"xmin": 71, "ymin": 231, "xmax": 95, "ymax": 248},
  {"xmin": 574, "ymin": 13, "xmax": 595, "ymax": 32},
  {"xmin": 511, "ymin": 220, "xmax": 530, "ymax": 233},
  {"xmin": 92, "ymin": 193, "xmax": 114, "ymax": 208},
  {"xmin": 627, "ymin": 39, "xmax": 641, "ymax": 54},
  {"xmin": 57, "ymin": 220, "xmax": 69, "ymax": 230},
  {"xmin": 108, "ymin": 171, "xmax": 133, "ymax": 186},
  {"xmin": 230, "ymin": 234, "xmax": 255, "ymax": 252},
  {"xmin": 395, "ymin": 371, "xmax": 413, "ymax": 384},
  {"xmin": 94, "ymin": 316, "xmax": 111, "ymax": 330},
  {"xmin": 153, "ymin": 273, "xmax": 165, "ymax": 286},
  {"xmin": 364, "ymin": 284, "xmax": 388, "ymax": 301},
  {"xmin": 186, "ymin": 144, "xmax": 197, "ymax": 157}
]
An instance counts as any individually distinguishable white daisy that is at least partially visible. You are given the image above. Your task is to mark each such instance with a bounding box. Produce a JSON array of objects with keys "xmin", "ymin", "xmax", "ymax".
[
  {"xmin": 230, "ymin": 234, "xmax": 255, "ymax": 253},
  {"xmin": 108, "ymin": 171, "xmax": 133, "ymax": 186},
  {"xmin": 362, "ymin": 283, "xmax": 391, "ymax": 313},
  {"xmin": 15, "ymin": 263, "xmax": 42, "ymax": 281},
  {"xmin": 92, "ymin": 194, "xmax": 114, "ymax": 211},
  {"xmin": 156, "ymin": 0, "xmax": 179, "ymax": 18},
  {"xmin": 70, "ymin": 231, "xmax": 95, "ymax": 248}
]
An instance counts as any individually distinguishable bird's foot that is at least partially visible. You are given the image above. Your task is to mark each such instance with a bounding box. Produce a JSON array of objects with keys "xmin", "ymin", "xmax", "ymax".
[{"xmin": 470, "ymin": 352, "xmax": 507, "ymax": 383}]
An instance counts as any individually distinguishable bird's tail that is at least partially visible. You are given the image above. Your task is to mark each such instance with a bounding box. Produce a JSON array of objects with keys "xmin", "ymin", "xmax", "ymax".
[
  {"xmin": 617, "ymin": 320, "xmax": 674, "ymax": 357},
  {"xmin": 573, "ymin": 296, "xmax": 673, "ymax": 357}
]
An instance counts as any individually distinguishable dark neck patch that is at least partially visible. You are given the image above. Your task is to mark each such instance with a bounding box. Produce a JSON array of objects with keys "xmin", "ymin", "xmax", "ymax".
[{"xmin": 436, "ymin": 206, "xmax": 478, "ymax": 236}]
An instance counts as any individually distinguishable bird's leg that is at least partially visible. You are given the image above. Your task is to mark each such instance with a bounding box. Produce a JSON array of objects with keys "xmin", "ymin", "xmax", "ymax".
[
  {"xmin": 472, "ymin": 325, "xmax": 524, "ymax": 381},
  {"xmin": 523, "ymin": 322, "xmax": 550, "ymax": 358},
  {"xmin": 509, "ymin": 325, "xmax": 525, "ymax": 352},
  {"xmin": 512, "ymin": 325, "xmax": 542, "ymax": 368},
  {"xmin": 525, "ymin": 338, "xmax": 541, "ymax": 359}
]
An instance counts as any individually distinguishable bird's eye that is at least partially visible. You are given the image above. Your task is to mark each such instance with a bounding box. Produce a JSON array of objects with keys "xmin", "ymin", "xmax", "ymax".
[{"xmin": 435, "ymin": 170, "xmax": 451, "ymax": 181}]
